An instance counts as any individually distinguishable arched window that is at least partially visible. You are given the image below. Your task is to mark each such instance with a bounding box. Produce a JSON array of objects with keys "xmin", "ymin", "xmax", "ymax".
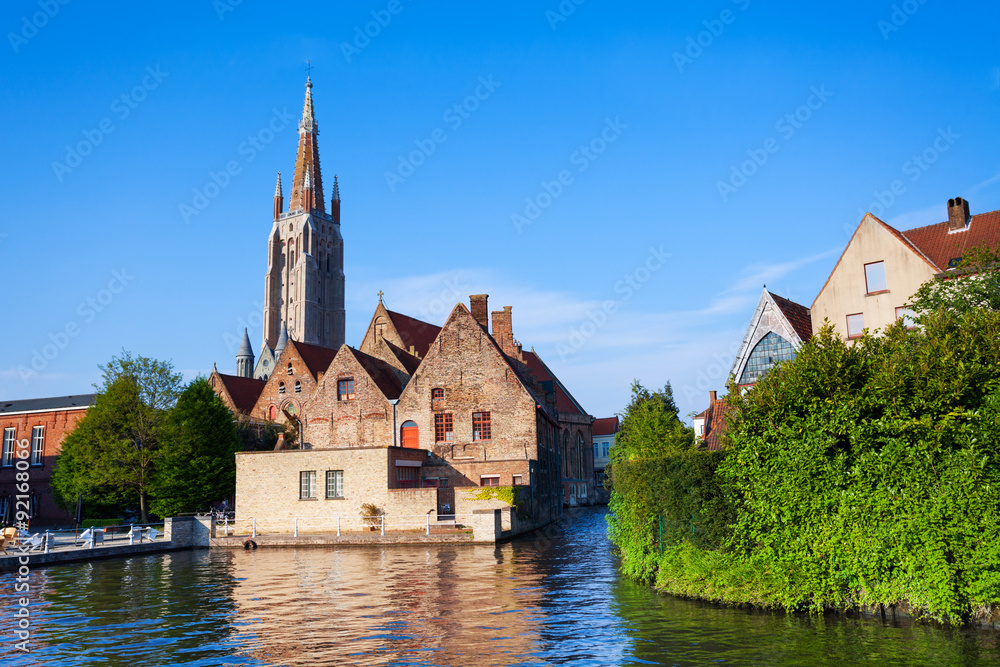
[
  {"xmin": 294, "ymin": 381, "xmax": 301, "ymax": 393},
  {"xmin": 577, "ymin": 433, "xmax": 585, "ymax": 481},
  {"xmin": 400, "ymin": 420, "xmax": 419, "ymax": 449},
  {"xmin": 739, "ymin": 332, "xmax": 797, "ymax": 385},
  {"xmin": 287, "ymin": 363, "xmax": 293, "ymax": 375},
  {"xmin": 269, "ymin": 405, "xmax": 276, "ymax": 420},
  {"xmin": 561, "ymin": 431, "xmax": 569, "ymax": 478},
  {"xmin": 278, "ymin": 382, "xmax": 285, "ymax": 394}
]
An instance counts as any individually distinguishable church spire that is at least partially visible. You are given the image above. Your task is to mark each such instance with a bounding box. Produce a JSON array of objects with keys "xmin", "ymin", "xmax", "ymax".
[
  {"xmin": 331, "ymin": 174, "xmax": 341, "ymax": 224},
  {"xmin": 273, "ymin": 172, "xmax": 283, "ymax": 220},
  {"xmin": 289, "ymin": 77, "xmax": 324, "ymax": 214}
]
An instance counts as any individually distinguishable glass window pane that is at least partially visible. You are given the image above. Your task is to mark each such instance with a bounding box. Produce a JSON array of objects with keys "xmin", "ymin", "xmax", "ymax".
[
  {"xmin": 847, "ymin": 313, "xmax": 865, "ymax": 338},
  {"xmin": 865, "ymin": 261, "xmax": 887, "ymax": 293}
]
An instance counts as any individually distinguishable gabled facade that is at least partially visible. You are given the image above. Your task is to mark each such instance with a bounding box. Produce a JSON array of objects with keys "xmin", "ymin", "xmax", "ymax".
[
  {"xmin": 730, "ymin": 288, "xmax": 812, "ymax": 387},
  {"xmin": 209, "ymin": 368, "xmax": 265, "ymax": 416},
  {"xmin": 359, "ymin": 299, "xmax": 442, "ymax": 360},
  {"xmin": 249, "ymin": 339, "xmax": 336, "ymax": 425},
  {"xmin": 812, "ymin": 197, "xmax": 1000, "ymax": 341}
]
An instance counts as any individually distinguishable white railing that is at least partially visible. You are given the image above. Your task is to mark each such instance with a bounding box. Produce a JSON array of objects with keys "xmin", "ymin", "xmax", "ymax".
[
  {"xmin": 0, "ymin": 522, "xmax": 167, "ymax": 555},
  {"xmin": 223, "ymin": 513, "xmax": 479, "ymax": 537}
]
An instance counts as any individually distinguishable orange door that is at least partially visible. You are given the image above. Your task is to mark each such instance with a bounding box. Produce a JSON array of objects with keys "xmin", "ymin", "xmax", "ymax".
[{"xmin": 400, "ymin": 421, "xmax": 419, "ymax": 449}]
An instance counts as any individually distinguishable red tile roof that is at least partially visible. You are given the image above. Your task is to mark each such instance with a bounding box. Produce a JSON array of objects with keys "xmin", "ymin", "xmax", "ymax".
[
  {"xmin": 702, "ymin": 398, "xmax": 732, "ymax": 451},
  {"xmin": 215, "ymin": 373, "xmax": 265, "ymax": 413},
  {"xmin": 387, "ymin": 310, "xmax": 441, "ymax": 358},
  {"xmin": 902, "ymin": 209, "xmax": 1000, "ymax": 271},
  {"xmin": 292, "ymin": 341, "xmax": 339, "ymax": 380},
  {"xmin": 349, "ymin": 348, "xmax": 404, "ymax": 400},
  {"xmin": 592, "ymin": 416, "xmax": 619, "ymax": 436},
  {"xmin": 769, "ymin": 292, "xmax": 813, "ymax": 342},
  {"xmin": 521, "ymin": 351, "xmax": 586, "ymax": 416},
  {"xmin": 383, "ymin": 340, "xmax": 421, "ymax": 375}
]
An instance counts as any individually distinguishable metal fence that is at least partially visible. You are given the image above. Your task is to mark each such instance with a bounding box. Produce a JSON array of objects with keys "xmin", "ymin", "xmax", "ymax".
[
  {"xmin": 223, "ymin": 513, "xmax": 478, "ymax": 538},
  {"xmin": 2, "ymin": 522, "xmax": 167, "ymax": 555}
]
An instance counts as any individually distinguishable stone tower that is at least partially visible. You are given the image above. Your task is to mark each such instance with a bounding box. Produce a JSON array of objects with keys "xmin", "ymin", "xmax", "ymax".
[
  {"xmin": 236, "ymin": 328, "xmax": 255, "ymax": 378},
  {"xmin": 262, "ymin": 76, "xmax": 345, "ymax": 354}
]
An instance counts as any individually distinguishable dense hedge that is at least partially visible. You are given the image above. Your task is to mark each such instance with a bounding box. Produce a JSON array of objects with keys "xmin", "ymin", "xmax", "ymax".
[{"xmin": 610, "ymin": 309, "xmax": 1000, "ymax": 624}]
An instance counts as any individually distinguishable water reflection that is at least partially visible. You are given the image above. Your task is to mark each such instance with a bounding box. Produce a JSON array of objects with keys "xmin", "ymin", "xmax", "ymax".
[{"xmin": 1, "ymin": 507, "xmax": 999, "ymax": 665}]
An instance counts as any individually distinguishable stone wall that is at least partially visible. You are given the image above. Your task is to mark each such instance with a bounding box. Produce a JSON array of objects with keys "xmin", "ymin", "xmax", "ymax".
[{"xmin": 235, "ymin": 447, "xmax": 436, "ymax": 533}]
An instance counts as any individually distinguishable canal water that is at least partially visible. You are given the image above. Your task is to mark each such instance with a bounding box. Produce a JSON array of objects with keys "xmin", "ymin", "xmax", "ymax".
[{"xmin": 2, "ymin": 506, "xmax": 999, "ymax": 666}]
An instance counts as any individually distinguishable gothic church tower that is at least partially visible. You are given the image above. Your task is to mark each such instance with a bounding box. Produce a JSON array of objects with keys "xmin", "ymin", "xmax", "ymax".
[{"xmin": 262, "ymin": 77, "xmax": 345, "ymax": 354}]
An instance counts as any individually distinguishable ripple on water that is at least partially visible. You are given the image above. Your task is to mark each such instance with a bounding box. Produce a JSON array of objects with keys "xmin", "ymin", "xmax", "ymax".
[{"xmin": 0, "ymin": 508, "xmax": 999, "ymax": 665}]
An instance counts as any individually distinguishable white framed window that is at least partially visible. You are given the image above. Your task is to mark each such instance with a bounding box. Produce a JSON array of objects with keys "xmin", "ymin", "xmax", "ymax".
[
  {"xmin": 895, "ymin": 306, "xmax": 917, "ymax": 329},
  {"xmin": 846, "ymin": 313, "xmax": 865, "ymax": 339},
  {"xmin": 865, "ymin": 261, "xmax": 888, "ymax": 294},
  {"xmin": 31, "ymin": 426, "xmax": 44, "ymax": 466},
  {"xmin": 300, "ymin": 471, "xmax": 317, "ymax": 499},
  {"xmin": 569, "ymin": 484, "xmax": 577, "ymax": 498},
  {"xmin": 602, "ymin": 442, "xmax": 610, "ymax": 458},
  {"xmin": 325, "ymin": 470, "xmax": 344, "ymax": 498},
  {"xmin": 2, "ymin": 429, "xmax": 14, "ymax": 467}
]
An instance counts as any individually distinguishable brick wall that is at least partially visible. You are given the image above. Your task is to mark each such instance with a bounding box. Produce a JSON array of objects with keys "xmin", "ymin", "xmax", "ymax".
[
  {"xmin": 250, "ymin": 341, "xmax": 324, "ymax": 423},
  {"xmin": 0, "ymin": 407, "xmax": 87, "ymax": 525}
]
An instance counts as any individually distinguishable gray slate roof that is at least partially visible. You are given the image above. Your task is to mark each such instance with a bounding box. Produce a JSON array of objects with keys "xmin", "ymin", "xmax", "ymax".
[{"xmin": 0, "ymin": 394, "xmax": 96, "ymax": 414}]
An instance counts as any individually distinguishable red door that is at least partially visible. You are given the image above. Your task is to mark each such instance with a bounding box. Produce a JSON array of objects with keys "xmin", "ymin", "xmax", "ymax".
[{"xmin": 400, "ymin": 421, "xmax": 419, "ymax": 449}]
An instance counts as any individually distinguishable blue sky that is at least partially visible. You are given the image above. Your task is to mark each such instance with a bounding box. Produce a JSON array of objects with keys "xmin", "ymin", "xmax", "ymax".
[{"xmin": 2, "ymin": 0, "xmax": 999, "ymax": 420}]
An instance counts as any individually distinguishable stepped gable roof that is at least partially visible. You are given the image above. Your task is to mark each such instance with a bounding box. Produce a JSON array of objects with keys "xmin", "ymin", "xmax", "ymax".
[
  {"xmin": 0, "ymin": 394, "xmax": 96, "ymax": 414},
  {"xmin": 703, "ymin": 399, "xmax": 732, "ymax": 451},
  {"xmin": 522, "ymin": 350, "xmax": 586, "ymax": 416},
  {"xmin": 214, "ymin": 373, "xmax": 265, "ymax": 414},
  {"xmin": 348, "ymin": 347, "xmax": 405, "ymax": 400},
  {"xmin": 382, "ymin": 340, "xmax": 421, "ymax": 375},
  {"xmin": 386, "ymin": 310, "xmax": 441, "ymax": 358},
  {"xmin": 902, "ymin": 209, "xmax": 1000, "ymax": 271},
  {"xmin": 769, "ymin": 292, "xmax": 813, "ymax": 342},
  {"xmin": 292, "ymin": 341, "xmax": 338, "ymax": 380},
  {"xmin": 592, "ymin": 416, "xmax": 619, "ymax": 436}
]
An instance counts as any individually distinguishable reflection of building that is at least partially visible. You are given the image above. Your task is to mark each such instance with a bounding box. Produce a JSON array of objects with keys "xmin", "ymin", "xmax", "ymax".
[
  {"xmin": 0, "ymin": 395, "xmax": 94, "ymax": 524},
  {"xmin": 591, "ymin": 417, "xmax": 617, "ymax": 502}
]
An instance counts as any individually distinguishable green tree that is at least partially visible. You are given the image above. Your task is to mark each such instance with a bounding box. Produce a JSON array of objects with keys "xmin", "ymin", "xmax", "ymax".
[
  {"xmin": 53, "ymin": 352, "xmax": 182, "ymax": 523},
  {"xmin": 909, "ymin": 245, "xmax": 1000, "ymax": 316},
  {"xmin": 51, "ymin": 377, "xmax": 138, "ymax": 521},
  {"xmin": 150, "ymin": 378, "xmax": 241, "ymax": 517},
  {"xmin": 612, "ymin": 381, "xmax": 690, "ymax": 462}
]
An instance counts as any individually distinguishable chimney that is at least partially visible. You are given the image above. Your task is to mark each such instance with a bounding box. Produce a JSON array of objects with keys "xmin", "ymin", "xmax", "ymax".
[
  {"xmin": 709, "ymin": 390, "xmax": 717, "ymax": 403},
  {"xmin": 469, "ymin": 294, "xmax": 489, "ymax": 330},
  {"xmin": 491, "ymin": 306, "xmax": 515, "ymax": 356},
  {"xmin": 947, "ymin": 197, "xmax": 970, "ymax": 231}
]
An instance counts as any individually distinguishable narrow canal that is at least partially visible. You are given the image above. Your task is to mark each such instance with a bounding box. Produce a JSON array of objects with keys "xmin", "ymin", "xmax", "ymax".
[{"xmin": 2, "ymin": 506, "xmax": 999, "ymax": 665}]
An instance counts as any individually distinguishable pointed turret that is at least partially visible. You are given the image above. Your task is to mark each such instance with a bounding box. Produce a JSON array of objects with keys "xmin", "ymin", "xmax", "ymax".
[
  {"xmin": 236, "ymin": 328, "xmax": 255, "ymax": 378},
  {"xmin": 275, "ymin": 321, "xmax": 289, "ymax": 358},
  {"xmin": 288, "ymin": 77, "xmax": 324, "ymax": 213},
  {"xmin": 331, "ymin": 174, "xmax": 341, "ymax": 224},
  {"xmin": 273, "ymin": 172, "xmax": 283, "ymax": 220}
]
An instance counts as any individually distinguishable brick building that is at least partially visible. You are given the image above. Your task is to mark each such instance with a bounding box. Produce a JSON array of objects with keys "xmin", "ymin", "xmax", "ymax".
[
  {"xmin": 0, "ymin": 394, "xmax": 95, "ymax": 525},
  {"xmin": 230, "ymin": 295, "xmax": 595, "ymax": 534}
]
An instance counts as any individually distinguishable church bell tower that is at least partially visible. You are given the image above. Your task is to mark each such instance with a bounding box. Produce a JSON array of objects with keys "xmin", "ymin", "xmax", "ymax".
[{"xmin": 262, "ymin": 76, "xmax": 346, "ymax": 354}]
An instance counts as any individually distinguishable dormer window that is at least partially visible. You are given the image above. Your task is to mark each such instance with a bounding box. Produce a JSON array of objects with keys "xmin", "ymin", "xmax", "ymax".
[{"xmin": 279, "ymin": 382, "xmax": 286, "ymax": 394}]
